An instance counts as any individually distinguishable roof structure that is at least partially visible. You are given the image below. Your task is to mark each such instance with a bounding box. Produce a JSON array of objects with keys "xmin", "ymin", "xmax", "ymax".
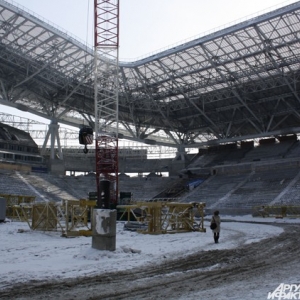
[{"xmin": 0, "ymin": 0, "xmax": 300, "ymax": 149}]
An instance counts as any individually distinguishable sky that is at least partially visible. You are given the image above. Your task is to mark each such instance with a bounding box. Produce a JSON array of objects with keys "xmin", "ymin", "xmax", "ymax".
[
  {"xmin": 1, "ymin": 0, "xmax": 299, "ymax": 128},
  {"xmin": 8, "ymin": 0, "xmax": 299, "ymax": 60},
  {"xmin": 0, "ymin": 215, "xmax": 298, "ymax": 299}
]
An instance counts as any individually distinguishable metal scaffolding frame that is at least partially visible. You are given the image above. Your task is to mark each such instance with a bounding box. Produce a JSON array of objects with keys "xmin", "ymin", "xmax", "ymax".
[{"xmin": 94, "ymin": 0, "xmax": 119, "ymax": 207}]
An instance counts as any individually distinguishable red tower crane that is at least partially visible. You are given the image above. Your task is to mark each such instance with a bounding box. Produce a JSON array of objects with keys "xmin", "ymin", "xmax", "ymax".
[{"xmin": 94, "ymin": 0, "xmax": 120, "ymax": 209}]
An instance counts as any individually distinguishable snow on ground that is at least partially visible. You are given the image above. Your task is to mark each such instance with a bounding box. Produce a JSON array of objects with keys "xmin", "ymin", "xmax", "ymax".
[{"xmin": 1, "ymin": 214, "xmax": 297, "ymax": 292}]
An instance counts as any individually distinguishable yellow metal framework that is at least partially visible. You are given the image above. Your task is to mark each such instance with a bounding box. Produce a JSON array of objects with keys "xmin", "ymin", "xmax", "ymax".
[
  {"xmin": 3, "ymin": 194, "xmax": 206, "ymax": 236},
  {"xmin": 2, "ymin": 194, "xmax": 96, "ymax": 237},
  {"xmin": 118, "ymin": 201, "xmax": 206, "ymax": 234},
  {"xmin": 31, "ymin": 202, "xmax": 63, "ymax": 231},
  {"xmin": 253, "ymin": 205, "xmax": 300, "ymax": 218},
  {"xmin": 1, "ymin": 193, "xmax": 36, "ymax": 219},
  {"xmin": 62, "ymin": 199, "xmax": 96, "ymax": 237}
]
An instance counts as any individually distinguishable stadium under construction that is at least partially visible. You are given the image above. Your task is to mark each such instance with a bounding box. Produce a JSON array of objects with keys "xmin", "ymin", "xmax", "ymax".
[{"xmin": 0, "ymin": 0, "xmax": 300, "ymax": 220}]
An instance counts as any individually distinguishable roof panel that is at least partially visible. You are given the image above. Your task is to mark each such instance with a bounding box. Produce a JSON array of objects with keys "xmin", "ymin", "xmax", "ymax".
[{"xmin": 1, "ymin": 0, "xmax": 300, "ymax": 146}]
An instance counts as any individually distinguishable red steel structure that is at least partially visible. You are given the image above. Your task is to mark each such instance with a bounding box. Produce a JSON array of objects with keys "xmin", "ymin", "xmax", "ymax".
[
  {"xmin": 94, "ymin": 0, "xmax": 120, "ymax": 48},
  {"xmin": 94, "ymin": 0, "xmax": 120, "ymax": 208}
]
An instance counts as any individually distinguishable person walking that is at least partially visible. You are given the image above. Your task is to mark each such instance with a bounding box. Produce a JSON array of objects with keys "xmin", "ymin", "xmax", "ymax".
[{"xmin": 211, "ymin": 210, "xmax": 221, "ymax": 243}]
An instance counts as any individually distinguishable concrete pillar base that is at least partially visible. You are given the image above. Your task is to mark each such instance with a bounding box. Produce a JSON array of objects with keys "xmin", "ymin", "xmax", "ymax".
[
  {"xmin": 92, "ymin": 209, "xmax": 116, "ymax": 251},
  {"xmin": 92, "ymin": 235, "xmax": 116, "ymax": 251}
]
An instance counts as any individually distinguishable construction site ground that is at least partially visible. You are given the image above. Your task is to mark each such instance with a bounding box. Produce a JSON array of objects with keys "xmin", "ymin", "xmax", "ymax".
[{"xmin": 0, "ymin": 218, "xmax": 298, "ymax": 300}]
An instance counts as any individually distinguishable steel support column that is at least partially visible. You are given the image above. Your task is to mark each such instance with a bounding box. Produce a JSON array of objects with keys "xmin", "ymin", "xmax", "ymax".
[{"xmin": 41, "ymin": 119, "xmax": 63, "ymax": 160}]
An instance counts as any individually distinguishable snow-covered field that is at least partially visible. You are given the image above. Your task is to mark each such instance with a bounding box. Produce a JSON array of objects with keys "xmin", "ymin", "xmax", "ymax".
[{"xmin": 1, "ymin": 215, "xmax": 296, "ymax": 297}]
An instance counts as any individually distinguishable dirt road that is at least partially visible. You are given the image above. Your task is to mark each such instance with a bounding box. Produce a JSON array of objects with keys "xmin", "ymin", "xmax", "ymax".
[{"xmin": 0, "ymin": 223, "xmax": 297, "ymax": 300}]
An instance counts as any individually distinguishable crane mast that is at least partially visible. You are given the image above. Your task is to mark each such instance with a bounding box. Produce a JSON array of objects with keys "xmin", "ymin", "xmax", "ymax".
[{"xmin": 94, "ymin": 0, "xmax": 119, "ymax": 208}]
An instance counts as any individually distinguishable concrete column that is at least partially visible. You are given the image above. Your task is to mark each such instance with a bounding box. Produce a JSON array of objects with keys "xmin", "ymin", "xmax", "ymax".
[
  {"xmin": 41, "ymin": 119, "xmax": 63, "ymax": 160},
  {"xmin": 92, "ymin": 209, "xmax": 116, "ymax": 251}
]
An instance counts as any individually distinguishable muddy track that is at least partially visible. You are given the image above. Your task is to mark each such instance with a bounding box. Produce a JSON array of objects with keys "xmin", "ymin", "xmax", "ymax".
[{"xmin": 0, "ymin": 224, "xmax": 298, "ymax": 300}]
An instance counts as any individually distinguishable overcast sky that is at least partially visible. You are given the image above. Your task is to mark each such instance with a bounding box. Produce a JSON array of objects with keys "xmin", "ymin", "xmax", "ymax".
[
  {"xmin": 1, "ymin": 0, "xmax": 298, "ymax": 120},
  {"xmin": 10, "ymin": 0, "xmax": 298, "ymax": 60}
]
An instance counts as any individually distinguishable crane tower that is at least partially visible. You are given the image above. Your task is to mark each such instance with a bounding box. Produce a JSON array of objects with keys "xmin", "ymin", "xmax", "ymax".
[{"xmin": 94, "ymin": 0, "xmax": 119, "ymax": 208}]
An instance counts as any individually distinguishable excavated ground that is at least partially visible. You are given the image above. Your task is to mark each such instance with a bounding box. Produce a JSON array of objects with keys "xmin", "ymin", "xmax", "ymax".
[{"xmin": 0, "ymin": 223, "xmax": 297, "ymax": 300}]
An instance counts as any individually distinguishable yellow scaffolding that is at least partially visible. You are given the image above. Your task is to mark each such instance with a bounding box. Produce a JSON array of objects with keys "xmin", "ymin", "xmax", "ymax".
[
  {"xmin": 62, "ymin": 199, "xmax": 96, "ymax": 237},
  {"xmin": 0, "ymin": 193, "xmax": 36, "ymax": 219},
  {"xmin": 252, "ymin": 205, "xmax": 300, "ymax": 218},
  {"xmin": 31, "ymin": 202, "xmax": 63, "ymax": 231},
  {"xmin": 4, "ymin": 195, "xmax": 206, "ymax": 236},
  {"xmin": 118, "ymin": 201, "xmax": 206, "ymax": 234},
  {"xmin": 2, "ymin": 195, "xmax": 96, "ymax": 237}
]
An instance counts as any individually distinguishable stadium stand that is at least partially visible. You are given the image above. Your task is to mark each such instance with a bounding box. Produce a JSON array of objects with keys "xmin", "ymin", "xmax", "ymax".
[
  {"xmin": 241, "ymin": 139, "xmax": 295, "ymax": 162},
  {"xmin": 0, "ymin": 122, "xmax": 44, "ymax": 168},
  {"xmin": 1, "ymin": 123, "xmax": 300, "ymax": 215}
]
